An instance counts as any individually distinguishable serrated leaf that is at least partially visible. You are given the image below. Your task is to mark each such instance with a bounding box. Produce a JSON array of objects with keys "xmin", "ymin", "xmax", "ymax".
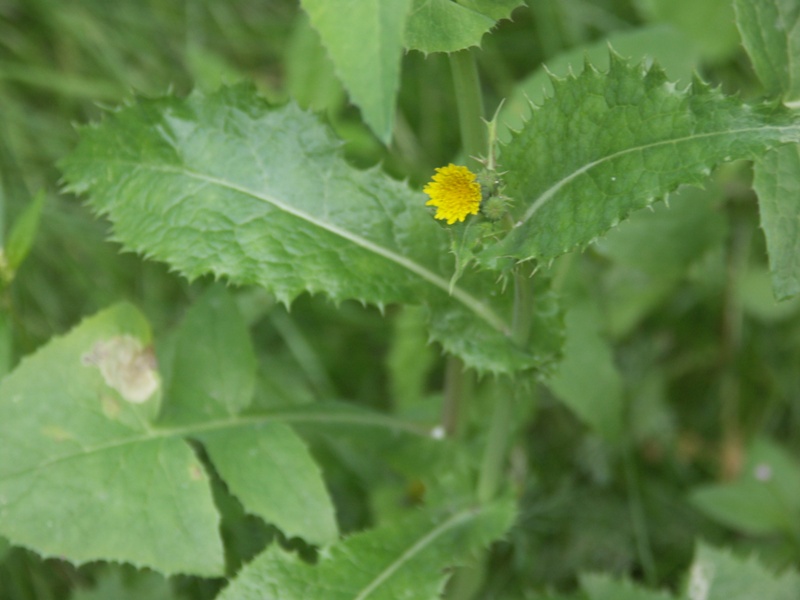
[
  {"xmin": 734, "ymin": 0, "xmax": 800, "ymax": 102},
  {"xmin": 0, "ymin": 304, "xmax": 223, "ymax": 576},
  {"xmin": 499, "ymin": 24, "xmax": 701, "ymax": 138},
  {"xmin": 404, "ymin": 0, "xmax": 521, "ymax": 54},
  {"xmin": 59, "ymin": 85, "xmax": 556, "ymax": 375},
  {"xmin": 299, "ymin": 0, "xmax": 411, "ymax": 142},
  {"xmin": 689, "ymin": 438, "xmax": 800, "ymax": 536},
  {"xmin": 217, "ymin": 498, "xmax": 516, "ymax": 600},
  {"xmin": 480, "ymin": 54, "xmax": 800, "ymax": 267},
  {"xmin": 753, "ymin": 144, "xmax": 800, "ymax": 299},
  {"xmin": 580, "ymin": 573, "xmax": 674, "ymax": 600},
  {"xmin": 686, "ymin": 543, "xmax": 800, "ymax": 600}
]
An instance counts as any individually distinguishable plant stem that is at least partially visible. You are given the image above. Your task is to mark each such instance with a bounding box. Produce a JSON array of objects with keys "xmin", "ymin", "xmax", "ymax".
[
  {"xmin": 477, "ymin": 271, "xmax": 532, "ymax": 504},
  {"xmin": 477, "ymin": 381, "xmax": 513, "ymax": 504},
  {"xmin": 719, "ymin": 198, "xmax": 750, "ymax": 480},
  {"xmin": 448, "ymin": 49, "xmax": 487, "ymax": 167},
  {"xmin": 440, "ymin": 50, "xmax": 487, "ymax": 439},
  {"xmin": 442, "ymin": 356, "xmax": 464, "ymax": 437},
  {"xmin": 623, "ymin": 437, "xmax": 657, "ymax": 585}
]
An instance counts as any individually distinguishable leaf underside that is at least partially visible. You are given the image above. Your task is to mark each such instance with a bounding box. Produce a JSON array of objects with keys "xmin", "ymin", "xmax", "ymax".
[{"xmin": 482, "ymin": 53, "xmax": 800, "ymax": 268}]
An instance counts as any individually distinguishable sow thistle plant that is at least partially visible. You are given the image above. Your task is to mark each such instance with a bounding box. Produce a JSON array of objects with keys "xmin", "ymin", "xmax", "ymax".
[{"xmin": 3, "ymin": 0, "xmax": 800, "ymax": 599}]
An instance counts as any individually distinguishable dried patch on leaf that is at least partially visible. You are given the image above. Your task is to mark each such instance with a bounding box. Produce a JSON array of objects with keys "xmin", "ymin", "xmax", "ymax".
[{"xmin": 82, "ymin": 335, "xmax": 160, "ymax": 404}]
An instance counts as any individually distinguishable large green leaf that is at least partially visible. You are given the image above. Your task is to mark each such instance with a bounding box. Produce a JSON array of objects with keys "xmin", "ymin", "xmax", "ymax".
[
  {"xmin": 735, "ymin": 0, "xmax": 800, "ymax": 102},
  {"xmin": 60, "ymin": 85, "xmax": 556, "ymax": 374},
  {"xmin": 404, "ymin": 0, "xmax": 521, "ymax": 54},
  {"xmin": 0, "ymin": 304, "xmax": 222, "ymax": 576},
  {"xmin": 499, "ymin": 24, "xmax": 701, "ymax": 139},
  {"xmin": 0, "ymin": 301, "xmax": 426, "ymax": 575},
  {"xmin": 480, "ymin": 54, "xmax": 800, "ymax": 267},
  {"xmin": 299, "ymin": 0, "xmax": 411, "ymax": 142},
  {"xmin": 217, "ymin": 498, "xmax": 516, "ymax": 600},
  {"xmin": 686, "ymin": 543, "xmax": 800, "ymax": 600}
]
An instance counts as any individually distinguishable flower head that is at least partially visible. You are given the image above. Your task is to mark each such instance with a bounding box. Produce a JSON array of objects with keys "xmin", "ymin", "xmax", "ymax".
[{"xmin": 423, "ymin": 164, "xmax": 482, "ymax": 224}]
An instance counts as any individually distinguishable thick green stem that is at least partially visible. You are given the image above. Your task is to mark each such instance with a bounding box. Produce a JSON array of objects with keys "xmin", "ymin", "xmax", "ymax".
[{"xmin": 448, "ymin": 50, "xmax": 487, "ymax": 167}]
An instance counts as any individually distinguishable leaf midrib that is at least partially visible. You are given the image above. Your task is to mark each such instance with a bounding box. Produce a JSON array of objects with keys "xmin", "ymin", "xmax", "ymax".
[
  {"xmin": 519, "ymin": 124, "xmax": 800, "ymax": 225},
  {"xmin": 88, "ymin": 158, "xmax": 511, "ymax": 336},
  {"xmin": 353, "ymin": 507, "xmax": 479, "ymax": 600},
  {"xmin": 0, "ymin": 405, "xmax": 431, "ymax": 481}
]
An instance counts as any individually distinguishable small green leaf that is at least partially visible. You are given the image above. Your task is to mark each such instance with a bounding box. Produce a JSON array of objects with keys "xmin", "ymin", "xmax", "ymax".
[
  {"xmin": 753, "ymin": 144, "xmax": 800, "ymax": 300},
  {"xmin": 4, "ymin": 188, "xmax": 45, "ymax": 275},
  {"xmin": 60, "ymin": 85, "xmax": 556, "ymax": 374},
  {"xmin": 217, "ymin": 498, "xmax": 516, "ymax": 600},
  {"xmin": 159, "ymin": 285, "xmax": 256, "ymax": 424},
  {"xmin": 299, "ymin": 0, "xmax": 411, "ymax": 142},
  {"xmin": 580, "ymin": 573, "xmax": 674, "ymax": 600},
  {"xmin": 200, "ymin": 423, "xmax": 338, "ymax": 547},
  {"xmin": 0, "ymin": 304, "xmax": 223, "ymax": 576},
  {"xmin": 405, "ymin": 0, "xmax": 521, "ymax": 54},
  {"xmin": 482, "ymin": 54, "xmax": 800, "ymax": 267},
  {"xmin": 686, "ymin": 543, "xmax": 800, "ymax": 600},
  {"xmin": 735, "ymin": 0, "xmax": 800, "ymax": 102},
  {"xmin": 546, "ymin": 300, "xmax": 623, "ymax": 441},
  {"xmin": 689, "ymin": 438, "xmax": 800, "ymax": 536}
]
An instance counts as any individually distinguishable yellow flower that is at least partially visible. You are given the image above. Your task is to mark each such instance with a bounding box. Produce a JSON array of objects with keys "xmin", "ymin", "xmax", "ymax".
[{"xmin": 423, "ymin": 164, "xmax": 482, "ymax": 224}]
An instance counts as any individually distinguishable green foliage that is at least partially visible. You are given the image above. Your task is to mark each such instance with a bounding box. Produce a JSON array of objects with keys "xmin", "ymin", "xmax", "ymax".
[
  {"xmin": 299, "ymin": 0, "xmax": 411, "ymax": 142},
  {"xmin": 404, "ymin": 0, "xmax": 522, "ymax": 54},
  {"xmin": 753, "ymin": 145, "xmax": 800, "ymax": 299},
  {"xmin": 481, "ymin": 55, "xmax": 800, "ymax": 267},
  {"xmin": 734, "ymin": 0, "xmax": 800, "ymax": 102},
  {"xmin": 217, "ymin": 498, "xmax": 516, "ymax": 600},
  {"xmin": 0, "ymin": 296, "xmax": 344, "ymax": 574},
  {"xmin": 0, "ymin": 304, "xmax": 223, "ymax": 575},
  {"xmin": 690, "ymin": 438, "xmax": 800, "ymax": 536},
  {"xmin": 5, "ymin": 1, "xmax": 800, "ymax": 598},
  {"xmin": 59, "ymin": 85, "xmax": 558, "ymax": 375},
  {"xmin": 2, "ymin": 190, "xmax": 45, "ymax": 283},
  {"xmin": 686, "ymin": 543, "xmax": 800, "ymax": 600}
]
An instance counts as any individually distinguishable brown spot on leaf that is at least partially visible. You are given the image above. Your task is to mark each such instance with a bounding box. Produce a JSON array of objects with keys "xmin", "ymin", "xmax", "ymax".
[{"xmin": 82, "ymin": 335, "xmax": 160, "ymax": 404}]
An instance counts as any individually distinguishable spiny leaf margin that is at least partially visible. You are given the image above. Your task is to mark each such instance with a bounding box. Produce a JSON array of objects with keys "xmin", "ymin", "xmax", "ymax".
[
  {"xmin": 59, "ymin": 84, "xmax": 555, "ymax": 375},
  {"xmin": 481, "ymin": 52, "xmax": 800, "ymax": 267},
  {"xmin": 217, "ymin": 496, "xmax": 516, "ymax": 600}
]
